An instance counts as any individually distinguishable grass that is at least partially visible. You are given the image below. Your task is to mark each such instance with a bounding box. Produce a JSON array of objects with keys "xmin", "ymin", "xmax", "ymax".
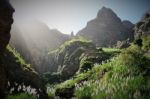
[
  {"xmin": 7, "ymin": 45, "xmax": 27, "ymax": 66},
  {"xmin": 73, "ymin": 45, "xmax": 150, "ymax": 99},
  {"xmin": 102, "ymin": 47, "xmax": 120, "ymax": 53},
  {"xmin": 6, "ymin": 93, "xmax": 37, "ymax": 99},
  {"xmin": 49, "ymin": 46, "xmax": 121, "ymax": 98},
  {"xmin": 6, "ymin": 45, "xmax": 36, "ymax": 72}
]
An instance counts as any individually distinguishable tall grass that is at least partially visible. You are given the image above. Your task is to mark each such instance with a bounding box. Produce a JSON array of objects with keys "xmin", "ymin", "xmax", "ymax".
[{"xmin": 74, "ymin": 45, "xmax": 150, "ymax": 99}]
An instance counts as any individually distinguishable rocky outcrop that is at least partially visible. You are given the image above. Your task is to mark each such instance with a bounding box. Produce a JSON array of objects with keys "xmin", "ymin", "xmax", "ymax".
[
  {"xmin": 77, "ymin": 7, "xmax": 134, "ymax": 47},
  {"xmin": 0, "ymin": 0, "xmax": 14, "ymax": 53},
  {"xmin": 0, "ymin": 0, "xmax": 14, "ymax": 98},
  {"xmin": 135, "ymin": 12, "xmax": 150, "ymax": 38},
  {"xmin": 47, "ymin": 39, "xmax": 96, "ymax": 78}
]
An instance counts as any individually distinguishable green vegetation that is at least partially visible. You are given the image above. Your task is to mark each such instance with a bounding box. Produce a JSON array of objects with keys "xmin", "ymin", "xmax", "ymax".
[
  {"xmin": 4, "ymin": 34, "xmax": 149, "ymax": 99},
  {"xmin": 102, "ymin": 47, "xmax": 120, "ymax": 52},
  {"xmin": 6, "ymin": 93, "xmax": 36, "ymax": 99},
  {"xmin": 7, "ymin": 45, "xmax": 35, "ymax": 71},
  {"xmin": 49, "ymin": 42, "xmax": 150, "ymax": 99},
  {"xmin": 142, "ymin": 35, "xmax": 150, "ymax": 51},
  {"xmin": 74, "ymin": 45, "xmax": 150, "ymax": 99},
  {"xmin": 6, "ymin": 36, "xmax": 150, "ymax": 99},
  {"xmin": 3, "ymin": 46, "xmax": 48, "ymax": 98}
]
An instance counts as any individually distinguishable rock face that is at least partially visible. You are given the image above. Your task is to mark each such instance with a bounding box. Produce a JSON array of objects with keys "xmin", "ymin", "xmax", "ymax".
[
  {"xmin": 0, "ymin": 0, "xmax": 14, "ymax": 53},
  {"xmin": 77, "ymin": 7, "xmax": 134, "ymax": 47},
  {"xmin": 135, "ymin": 12, "xmax": 150, "ymax": 38},
  {"xmin": 47, "ymin": 39, "xmax": 96, "ymax": 78},
  {"xmin": 0, "ymin": 0, "xmax": 14, "ymax": 98}
]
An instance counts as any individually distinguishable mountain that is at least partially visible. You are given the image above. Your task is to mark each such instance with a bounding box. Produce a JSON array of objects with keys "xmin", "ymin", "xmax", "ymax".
[
  {"xmin": 10, "ymin": 21, "xmax": 70, "ymax": 52},
  {"xmin": 77, "ymin": 7, "xmax": 134, "ymax": 47},
  {"xmin": 10, "ymin": 21, "xmax": 70, "ymax": 73}
]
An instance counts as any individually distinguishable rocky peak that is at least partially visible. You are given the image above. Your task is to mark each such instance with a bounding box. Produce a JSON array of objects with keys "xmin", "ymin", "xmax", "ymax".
[
  {"xmin": 97, "ymin": 6, "xmax": 121, "ymax": 23},
  {"xmin": 77, "ymin": 7, "xmax": 134, "ymax": 47},
  {"xmin": 97, "ymin": 7, "xmax": 116, "ymax": 17}
]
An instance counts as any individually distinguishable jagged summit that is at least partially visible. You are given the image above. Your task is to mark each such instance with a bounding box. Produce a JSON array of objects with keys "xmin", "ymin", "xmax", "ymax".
[
  {"xmin": 97, "ymin": 6, "xmax": 119, "ymax": 19},
  {"xmin": 77, "ymin": 7, "xmax": 134, "ymax": 47}
]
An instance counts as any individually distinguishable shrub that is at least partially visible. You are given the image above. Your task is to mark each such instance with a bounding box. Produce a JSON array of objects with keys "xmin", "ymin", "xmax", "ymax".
[
  {"xmin": 142, "ymin": 35, "xmax": 150, "ymax": 51},
  {"xmin": 79, "ymin": 61, "xmax": 92, "ymax": 73}
]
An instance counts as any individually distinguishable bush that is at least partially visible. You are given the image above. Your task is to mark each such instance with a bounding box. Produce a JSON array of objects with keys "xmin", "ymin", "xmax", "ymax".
[
  {"xmin": 79, "ymin": 61, "xmax": 92, "ymax": 73},
  {"xmin": 142, "ymin": 35, "xmax": 150, "ymax": 51}
]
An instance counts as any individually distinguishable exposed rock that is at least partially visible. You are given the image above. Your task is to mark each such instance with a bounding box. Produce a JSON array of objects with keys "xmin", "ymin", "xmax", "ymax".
[
  {"xmin": 77, "ymin": 7, "xmax": 134, "ymax": 47},
  {"xmin": 55, "ymin": 86, "xmax": 75, "ymax": 99},
  {"xmin": 0, "ymin": 0, "xmax": 14, "ymax": 53},
  {"xmin": 135, "ymin": 12, "xmax": 150, "ymax": 38},
  {"xmin": 0, "ymin": 0, "xmax": 14, "ymax": 98},
  {"xmin": 116, "ymin": 40, "xmax": 130, "ymax": 49},
  {"xmin": 47, "ymin": 39, "xmax": 96, "ymax": 79},
  {"xmin": 44, "ymin": 38, "xmax": 117, "ymax": 83}
]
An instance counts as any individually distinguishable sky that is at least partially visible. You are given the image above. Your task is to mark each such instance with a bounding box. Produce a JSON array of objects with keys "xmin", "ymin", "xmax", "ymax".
[{"xmin": 10, "ymin": 0, "xmax": 150, "ymax": 34}]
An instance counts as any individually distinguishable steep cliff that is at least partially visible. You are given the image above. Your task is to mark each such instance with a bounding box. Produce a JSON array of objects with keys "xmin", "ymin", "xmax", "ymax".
[{"xmin": 0, "ymin": 0, "xmax": 14, "ymax": 98}]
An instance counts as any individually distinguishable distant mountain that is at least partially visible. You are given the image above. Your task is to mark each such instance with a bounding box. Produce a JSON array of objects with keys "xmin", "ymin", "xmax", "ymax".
[
  {"xmin": 10, "ymin": 21, "xmax": 70, "ymax": 73},
  {"xmin": 10, "ymin": 21, "xmax": 69, "ymax": 51},
  {"xmin": 77, "ymin": 7, "xmax": 134, "ymax": 47}
]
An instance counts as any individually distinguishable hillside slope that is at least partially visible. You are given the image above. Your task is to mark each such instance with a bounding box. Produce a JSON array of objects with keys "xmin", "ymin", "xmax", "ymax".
[
  {"xmin": 42, "ymin": 38, "xmax": 120, "ymax": 84},
  {"xmin": 2, "ymin": 46, "xmax": 48, "ymax": 99}
]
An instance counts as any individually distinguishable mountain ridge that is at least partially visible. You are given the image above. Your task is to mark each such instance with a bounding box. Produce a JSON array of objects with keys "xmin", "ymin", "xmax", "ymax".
[{"xmin": 77, "ymin": 6, "xmax": 134, "ymax": 47}]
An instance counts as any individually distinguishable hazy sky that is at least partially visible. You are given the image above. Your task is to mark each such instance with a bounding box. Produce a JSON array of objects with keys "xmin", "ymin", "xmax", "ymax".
[{"xmin": 10, "ymin": 0, "xmax": 150, "ymax": 34}]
